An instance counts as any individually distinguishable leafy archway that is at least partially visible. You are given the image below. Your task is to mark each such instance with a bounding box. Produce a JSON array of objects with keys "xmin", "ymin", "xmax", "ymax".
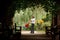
[
  {"xmin": 13, "ymin": 5, "xmax": 52, "ymax": 31},
  {"xmin": 0, "ymin": 0, "xmax": 59, "ymax": 34},
  {"xmin": 12, "ymin": 0, "xmax": 57, "ymax": 31}
]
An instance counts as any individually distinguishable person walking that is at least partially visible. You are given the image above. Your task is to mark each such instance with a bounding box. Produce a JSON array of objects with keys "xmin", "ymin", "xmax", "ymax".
[{"xmin": 30, "ymin": 16, "xmax": 35, "ymax": 33}]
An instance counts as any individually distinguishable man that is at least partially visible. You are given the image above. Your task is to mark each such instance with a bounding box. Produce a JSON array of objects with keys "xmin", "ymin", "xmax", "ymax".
[{"xmin": 30, "ymin": 16, "xmax": 35, "ymax": 33}]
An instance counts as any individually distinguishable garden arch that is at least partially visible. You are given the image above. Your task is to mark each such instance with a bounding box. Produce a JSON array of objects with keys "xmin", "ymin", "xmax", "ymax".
[{"xmin": 0, "ymin": 0, "xmax": 59, "ymax": 34}]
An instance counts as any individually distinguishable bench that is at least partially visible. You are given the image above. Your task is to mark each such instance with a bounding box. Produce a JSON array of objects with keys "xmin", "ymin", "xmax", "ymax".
[{"xmin": 45, "ymin": 25, "xmax": 58, "ymax": 40}]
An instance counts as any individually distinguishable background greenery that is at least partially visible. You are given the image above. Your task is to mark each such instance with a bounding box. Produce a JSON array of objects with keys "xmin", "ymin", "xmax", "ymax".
[
  {"xmin": 9, "ymin": 0, "xmax": 58, "ymax": 31},
  {"xmin": 13, "ymin": 4, "xmax": 52, "ymax": 31}
]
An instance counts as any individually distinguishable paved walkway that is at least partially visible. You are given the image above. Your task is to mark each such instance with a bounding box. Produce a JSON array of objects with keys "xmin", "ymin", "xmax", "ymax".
[{"xmin": 21, "ymin": 31, "xmax": 45, "ymax": 35}]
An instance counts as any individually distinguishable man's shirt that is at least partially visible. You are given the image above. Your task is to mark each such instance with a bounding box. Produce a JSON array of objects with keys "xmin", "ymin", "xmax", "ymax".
[{"xmin": 31, "ymin": 18, "xmax": 35, "ymax": 24}]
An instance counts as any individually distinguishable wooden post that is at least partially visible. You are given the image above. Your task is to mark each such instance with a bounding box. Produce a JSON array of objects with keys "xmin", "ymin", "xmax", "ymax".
[
  {"xmin": 59, "ymin": 31, "xmax": 60, "ymax": 40},
  {"xmin": 20, "ymin": 26, "xmax": 21, "ymax": 36}
]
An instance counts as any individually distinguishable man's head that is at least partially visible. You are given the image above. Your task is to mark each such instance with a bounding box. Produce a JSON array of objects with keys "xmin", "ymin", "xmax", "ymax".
[{"xmin": 32, "ymin": 16, "xmax": 34, "ymax": 18}]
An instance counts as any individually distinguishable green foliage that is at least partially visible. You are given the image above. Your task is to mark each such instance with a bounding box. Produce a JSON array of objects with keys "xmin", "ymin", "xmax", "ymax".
[
  {"xmin": 43, "ymin": 13, "xmax": 52, "ymax": 22},
  {"xmin": 12, "ymin": 0, "xmax": 59, "ymax": 31},
  {"xmin": 13, "ymin": 5, "xmax": 52, "ymax": 31},
  {"xmin": 12, "ymin": 0, "xmax": 57, "ymax": 13}
]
